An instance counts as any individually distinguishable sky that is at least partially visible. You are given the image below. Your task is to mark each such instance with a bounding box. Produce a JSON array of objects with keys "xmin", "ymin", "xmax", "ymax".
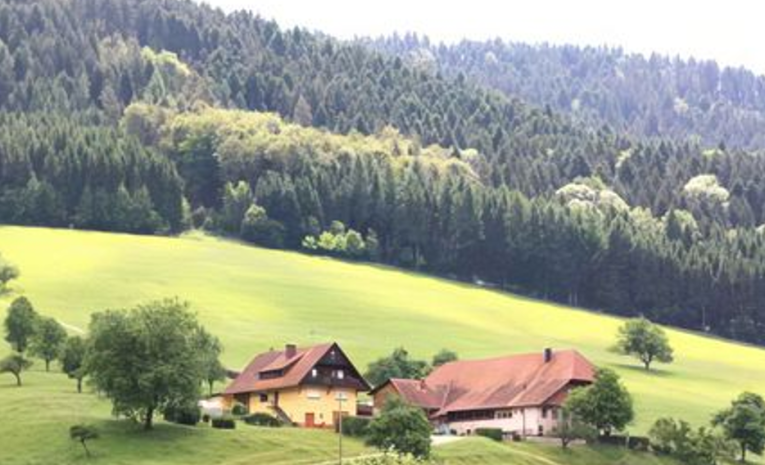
[{"xmin": 200, "ymin": 0, "xmax": 765, "ymax": 74}]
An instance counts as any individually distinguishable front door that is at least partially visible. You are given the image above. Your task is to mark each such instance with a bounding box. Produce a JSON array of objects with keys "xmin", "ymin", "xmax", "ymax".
[{"xmin": 305, "ymin": 412, "xmax": 315, "ymax": 427}]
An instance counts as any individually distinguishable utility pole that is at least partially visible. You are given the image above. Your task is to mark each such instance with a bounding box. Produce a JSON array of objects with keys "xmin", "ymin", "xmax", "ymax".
[{"xmin": 337, "ymin": 396, "xmax": 344, "ymax": 465}]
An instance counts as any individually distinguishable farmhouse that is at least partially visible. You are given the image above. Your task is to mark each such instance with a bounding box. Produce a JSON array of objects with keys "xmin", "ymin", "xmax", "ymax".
[
  {"xmin": 371, "ymin": 348, "xmax": 595, "ymax": 437},
  {"xmin": 223, "ymin": 342, "xmax": 370, "ymax": 427}
]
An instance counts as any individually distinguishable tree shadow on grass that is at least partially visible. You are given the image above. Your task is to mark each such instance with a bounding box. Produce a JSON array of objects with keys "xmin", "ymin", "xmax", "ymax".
[{"xmin": 609, "ymin": 362, "xmax": 678, "ymax": 379}]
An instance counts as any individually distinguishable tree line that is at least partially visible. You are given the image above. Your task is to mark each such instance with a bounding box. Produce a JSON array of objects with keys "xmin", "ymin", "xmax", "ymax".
[
  {"xmin": 2, "ymin": 0, "xmax": 765, "ymax": 344},
  {"xmin": 366, "ymin": 34, "xmax": 765, "ymax": 150}
]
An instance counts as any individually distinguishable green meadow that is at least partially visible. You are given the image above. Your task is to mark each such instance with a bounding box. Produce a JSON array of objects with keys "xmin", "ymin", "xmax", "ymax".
[{"xmin": 0, "ymin": 225, "xmax": 764, "ymax": 462}]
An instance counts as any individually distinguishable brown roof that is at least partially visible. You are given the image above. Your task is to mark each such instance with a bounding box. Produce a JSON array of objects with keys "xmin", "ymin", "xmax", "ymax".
[
  {"xmin": 377, "ymin": 349, "xmax": 594, "ymax": 417},
  {"xmin": 224, "ymin": 342, "xmax": 370, "ymax": 395}
]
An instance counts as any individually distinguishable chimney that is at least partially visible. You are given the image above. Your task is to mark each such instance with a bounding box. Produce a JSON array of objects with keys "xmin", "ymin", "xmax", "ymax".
[
  {"xmin": 285, "ymin": 344, "xmax": 297, "ymax": 359},
  {"xmin": 544, "ymin": 348, "xmax": 553, "ymax": 363}
]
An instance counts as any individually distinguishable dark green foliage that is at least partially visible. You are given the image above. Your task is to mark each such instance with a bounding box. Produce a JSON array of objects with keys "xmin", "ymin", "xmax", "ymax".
[
  {"xmin": 242, "ymin": 413, "xmax": 283, "ymax": 428},
  {"xmin": 565, "ymin": 368, "xmax": 634, "ymax": 436},
  {"xmin": 85, "ymin": 298, "xmax": 214, "ymax": 430},
  {"xmin": 0, "ymin": 253, "xmax": 19, "ymax": 294},
  {"xmin": 0, "ymin": 114, "xmax": 184, "ymax": 233},
  {"xmin": 61, "ymin": 336, "xmax": 88, "ymax": 393},
  {"xmin": 431, "ymin": 349, "xmax": 458, "ymax": 368},
  {"xmin": 341, "ymin": 416, "xmax": 371, "ymax": 437},
  {"xmin": 231, "ymin": 403, "xmax": 248, "ymax": 416},
  {"xmin": 211, "ymin": 417, "xmax": 236, "ymax": 429},
  {"xmin": 612, "ymin": 317, "xmax": 674, "ymax": 371},
  {"xmin": 4, "ymin": 296, "xmax": 38, "ymax": 353},
  {"xmin": 475, "ymin": 428, "xmax": 503, "ymax": 442},
  {"xmin": 649, "ymin": 418, "xmax": 729, "ymax": 465},
  {"xmin": 3, "ymin": 0, "xmax": 765, "ymax": 349},
  {"xmin": 0, "ymin": 352, "xmax": 33, "ymax": 386},
  {"xmin": 369, "ymin": 37, "xmax": 765, "ymax": 150},
  {"xmin": 163, "ymin": 402, "xmax": 201, "ymax": 426},
  {"xmin": 29, "ymin": 316, "xmax": 66, "ymax": 372},
  {"xmin": 713, "ymin": 392, "xmax": 765, "ymax": 463},
  {"xmin": 552, "ymin": 408, "xmax": 598, "ymax": 448},
  {"xmin": 69, "ymin": 424, "xmax": 99, "ymax": 457},
  {"xmin": 365, "ymin": 347, "xmax": 430, "ymax": 387},
  {"xmin": 366, "ymin": 397, "xmax": 431, "ymax": 458}
]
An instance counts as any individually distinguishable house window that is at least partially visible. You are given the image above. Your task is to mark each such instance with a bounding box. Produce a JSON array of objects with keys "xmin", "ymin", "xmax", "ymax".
[
  {"xmin": 259, "ymin": 393, "xmax": 268, "ymax": 403},
  {"xmin": 336, "ymin": 369, "xmax": 345, "ymax": 379},
  {"xmin": 311, "ymin": 368, "xmax": 318, "ymax": 377},
  {"xmin": 307, "ymin": 390, "xmax": 321, "ymax": 400},
  {"xmin": 542, "ymin": 407, "xmax": 548, "ymax": 419}
]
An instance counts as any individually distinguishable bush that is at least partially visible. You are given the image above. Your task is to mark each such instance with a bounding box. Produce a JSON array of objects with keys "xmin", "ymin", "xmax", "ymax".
[
  {"xmin": 163, "ymin": 403, "xmax": 201, "ymax": 426},
  {"xmin": 475, "ymin": 428, "xmax": 503, "ymax": 442},
  {"xmin": 597, "ymin": 435, "xmax": 650, "ymax": 450},
  {"xmin": 242, "ymin": 412, "xmax": 282, "ymax": 427},
  {"xmin": 341, "ymin": 416, "xmax": 371, "ymax": 437},
  {"xmin": 231, "ymin": 402, "xmax": 248, "ymax": 416},
  {"xmin": 211, "ymin": 417, "xmax": 236, "ymax": 429}
]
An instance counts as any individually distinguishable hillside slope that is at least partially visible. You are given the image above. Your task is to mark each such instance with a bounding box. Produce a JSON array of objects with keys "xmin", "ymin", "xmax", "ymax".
[{"xmin": 1, "ymin": 225, "xmax": 765, "ymax": 435}]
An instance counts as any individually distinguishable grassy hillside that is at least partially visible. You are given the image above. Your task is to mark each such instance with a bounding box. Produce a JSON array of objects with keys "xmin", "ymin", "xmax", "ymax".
[
  {"xmin": 2, "ymin": 225, "xmax": 765, "ymax": 438},
  {"xmin": 0, "ymin": 369, "xmax": 370, "ymax": 465},
  {"xmin": 435, "ymin": 438, "xmax": 678, "ymax": 465},
  {"xmin": 0, "ymin": 368, "xmax": 678, "ymax": 465}
]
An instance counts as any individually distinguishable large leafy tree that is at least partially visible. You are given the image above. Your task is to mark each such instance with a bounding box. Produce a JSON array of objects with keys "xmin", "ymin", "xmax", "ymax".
[
  {"xmin": 566, "ymin": 368, "xmax": 634, "ymax": 436},
  {"xmin": 365, "ymin": 347, "xmax": 430, "ymax": 387},
  {"xmin": 612, "ymin": 317, "xmax": 674, "ymax": 371},
  {"xmin": 4, "ymin": 297, "xmax": 38, "ymax": 353},
  {"xmin": 0, "ymin": 352, "xmax": 33, "ymax": 386},
  {"xmin": 713, "ymin": 392, "xmax": 765, "ymax": 463},
  {"xmin": 30, "ymin": 316, "xmax": 67, "ymax": 372},
  {"xmin": 61, "ymin": 335, "xmax": 88, "ymax": 393},
  {"xmin": 366, "ymin": 397, "xmax": 432, "ymax": 459},
  {"xmin": 85, "ymin": 298, "xmax": 210, "ymax": 430}
]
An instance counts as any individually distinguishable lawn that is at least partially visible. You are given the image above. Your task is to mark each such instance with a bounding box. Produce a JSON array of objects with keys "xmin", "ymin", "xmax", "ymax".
[
  {"xmin": 1, "ymin": 225, "xmax": 765, "ymax": 440},
  {"xmin": 0, "ymin": 368, "xmax": 681, "ymax": 465},
  {"xmin": 435, "ymin": 438, "xmax": 680, "ymax": 465},
  {"xmin": 0, "ymin": 368, "xmax": 371, "ymax": 465}
]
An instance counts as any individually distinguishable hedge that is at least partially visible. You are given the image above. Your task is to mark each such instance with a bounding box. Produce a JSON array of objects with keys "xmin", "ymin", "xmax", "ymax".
[
  {"xmin": 211, "ymin": 417, "xmax": 236, "ymax": 429},
  {"xmin": 163, "ymin": 404, "xmax": 201, "ymax": 426},
  {"xmin": 341, "ymin": 416, "xmax": 371, "ymax": 437},
  {"xmin": 475, "ymin": 428, "xmax": 503, "ymax": 442},
  {"xmin": 242, "ymin": 413, "xmax": 282, "ymax": 427}
]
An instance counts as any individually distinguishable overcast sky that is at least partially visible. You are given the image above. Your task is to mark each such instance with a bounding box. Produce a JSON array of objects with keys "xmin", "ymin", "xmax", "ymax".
[{"xmin": 199, "ymin": 0, "xmax": 765, "ymax": 74}]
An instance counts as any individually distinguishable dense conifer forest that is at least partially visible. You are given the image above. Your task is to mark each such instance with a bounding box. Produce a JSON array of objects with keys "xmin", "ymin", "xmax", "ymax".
[
  {"xmin": 2, "ymin": 0, "xmax": 765, "ymax": 344},
  {"xmin": 366, "ymin": 35, "xmax": 765, "ymax": 150}
]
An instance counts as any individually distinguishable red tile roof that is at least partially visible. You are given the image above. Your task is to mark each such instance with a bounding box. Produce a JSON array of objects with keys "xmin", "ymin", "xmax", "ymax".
[
  {"xmin": 224, "ymin": 342, "xmax": 370, "ymax": 395},
  {"xmin": 377, "ymin": 349, "xmax": 594, "ymax": 417}
]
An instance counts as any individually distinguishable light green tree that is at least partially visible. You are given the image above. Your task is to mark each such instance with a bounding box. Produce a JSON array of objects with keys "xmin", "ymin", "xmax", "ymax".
[
  {"xmin": 85, "ymin": 298, "xmax": 210, "ymax": 430},
  {"xmin": 612, "ymin": 317, "xmax": 674, "ymax": 370},
  {"xmin": 30, "ymin": 316, "xmax": 67, "ymax": 371},
  {"xmin": 4, "ymin": 296, "xmax": 38, "ymax": 353}
]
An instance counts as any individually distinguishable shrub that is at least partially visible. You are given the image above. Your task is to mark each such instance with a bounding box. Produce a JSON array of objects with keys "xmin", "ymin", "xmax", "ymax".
[
  {"xmin": 231, "ymin": 402, "xmax": 248, "ymax": 416},
  {"xmin": 202, "ymin": 414, "xmax": 210, "ymax": 423},
  {"xmin": 163, "ymin": 403, "xmax": 201, "ymax": 426},
  {"xmin": 475, "ymin": 428, "xmax": 503, "ymax": 442},
  {"xmin": 70, "ymin": 424, "xmax": 99, "ymax": 457},
  {"xmin": 242, "ymin": 412, "xmax": 282, "ymax": 427},
  {"xmin": 341, "ymin": 416, "xmax": 371, "ymax": 437},
  {"xmin": 211, "ymin": 417, "xmax": 236, "ymax": 429}
]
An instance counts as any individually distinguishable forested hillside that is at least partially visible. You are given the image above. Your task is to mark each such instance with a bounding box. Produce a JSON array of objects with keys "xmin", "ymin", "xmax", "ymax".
[
  {"xmin": 2, "ymin": 0, "xmax": 765, "ymax": 345},
  {"xmin": 366, "ymin": 35, "xmax": 765, "ymax": 149}
]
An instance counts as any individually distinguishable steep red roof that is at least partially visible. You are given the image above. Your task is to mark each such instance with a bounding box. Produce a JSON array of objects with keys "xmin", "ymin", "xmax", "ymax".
[
  {"xmin": 224, "ymin": 342, "xmax": 370, "ymax": 394},
  {"xmin": 379, "ymin": 349, "xmax": 594, "ymax": 416}
]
